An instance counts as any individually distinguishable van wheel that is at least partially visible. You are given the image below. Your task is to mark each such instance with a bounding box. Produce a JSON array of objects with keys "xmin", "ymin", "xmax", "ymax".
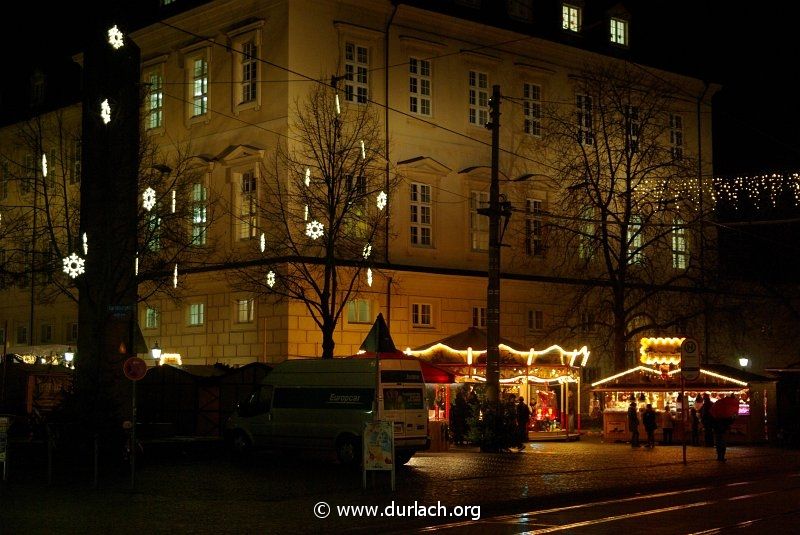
[
  {"xmin": 395, "ymin": 451, "xmax": 414, "ymax": 466},
  {"xmin": 230, "ymin": 431, "xmax": 253, "ymax": 457},
  {"xmin": 335, "ymin": 434, "xmax": 361, "ymax": 466}
]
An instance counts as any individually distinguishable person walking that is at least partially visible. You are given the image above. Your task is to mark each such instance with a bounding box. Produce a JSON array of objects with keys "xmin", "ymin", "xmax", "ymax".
[
  {"xmin": 662, "ymin": 404, "xmax": 674, "ymax": 445},
  {"xmin": 628, "ymin": 399, "xmax": 640, "ymax": 447},
  {"xmin": 643, "ymin": 404, "xmax": 657, "ymax": 448},
  {"xmin": 713, "ymin": 415, "xmax": 734, "ymax": 461},
  {"xmin": 700, "ymin": 393, "xmax": 714, "ymax": 447},
  {"xmin": 516, "ymin": 396, "xmax": 531, "ymax": 451}
]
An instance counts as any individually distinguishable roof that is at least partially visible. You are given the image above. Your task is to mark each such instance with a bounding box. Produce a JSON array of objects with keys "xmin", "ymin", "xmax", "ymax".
[
  {"xmin": 411, "ymin": 327, "xmax": 528, "ymax": 353},
  {"xmin": 591, "ymin": 364, "xmax": 776, "ymax": 391}
]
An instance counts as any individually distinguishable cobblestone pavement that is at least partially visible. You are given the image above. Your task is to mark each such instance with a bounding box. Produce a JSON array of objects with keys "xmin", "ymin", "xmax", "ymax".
[{"xmin": 2, "ymin": 435, "xmax": 799, "ymax": 534}]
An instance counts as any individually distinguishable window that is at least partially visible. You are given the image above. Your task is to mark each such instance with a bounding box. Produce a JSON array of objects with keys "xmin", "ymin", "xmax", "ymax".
[
  {"xmin": 468, "ymin": 70, "xmax": 489, "ymax": 126},
  {"xmin": 45, "ymin": 148, "xmax": 56, "ymax": 188},
  {"xmin": 192, "ymin": 57, "xmax": 208, "ymax": 117},
  {"xmin": 409, "ymin": 57, "xmax": 431, "ymax": 116},
  {"xmin": 528, "ymin": 309, "xmax": 544, "ymax": 331},
  {"xmin": 22, "ymin": 153, "xmax": 35, "ymax": 194},
  {"xmin": 628, "ymin": 216, "xmax": 643, "ymax": 264},
  {"xmin": 40, "ymin": 324, "xmax": 53, "ymax": 343},
  {"xmin": 412, "ymin": 303, "xmax": 432, "ymax": 327},
  {"xmin": 68, "ymin": 322, "xmax": 79, "ymax": 343},
  {"xmin": 189, "ymin": 303, "xmax": 205, "ymax": 326},
  {"xmin": 237, "ymin": 299, "xmax": 254, "ymax": 323},
  {"xmin": 1, "ymin": 162, "xmax": 8, "ymax": 200},
  {"xmin": 145, "ymin": 307, "xmax": 160, "ymax": 329},
  {"xmin": 670, "ymin": 114, "xmax": 684, "ymax": 160},
  {"xmin": 345, "ymin": 174, "xmax": 366, "ymax": 206},
  {"xmin": 16, "ymin": 325, "xmax": 27, "ymax": 344},
  {"xmin": 344, "ymin": 42, "xmax": 368, "ymax": 104},
  {"xmin": 507, "ymin": 0, "xmax": 533, "ymax": 22},
  {"xmin": 347, "ymin": 299, "xmax": 371, "ymax": 323},
  {"xmin": 470, "ymin": 191, "xmax": 489, "ymax": 252},
  {"xmin": 525, "ymin": 198, "xmax": 544, "ymax": 256},
  {"xmin": 672, "ymin": 218, "xmax": 687, "ymax": 269},
  {"xmin": 472, "ymin": 306, "xmax": 486, "ymax": 328},
  {"xmin": 191, "ymin": 183, "xmax": 207, "ymax": 245},
  {"xmin": 240, "ymin": 171, "xmax": 257, "ymax": 239},
  {"xmin": 578, "ymin": 206, "xmax": 594, "ymax": 260},
  {"xmin": 523, "ymin": 83, "xmax": 541, "ymax": 136},
  {"xmin": 576, "ymin": 95, "xmax": 593, "ymax": 145},
  {"xmin": 610, "ymin": 18, "xmax": 628, "ymax": 45},
  {"xmin": 146, "ymin": 71, "xmax": 163, "ymax": 130},
  {"xmin": 562, "ymin": 4, "xmax": 580, "ymax": 32},
  {"xmin": 625, "ymin": 105, "xmax": 639, "ymax": 153},
  {"xmin": 0, "ymin": 328, "xmax": 5, "ymax": 345},
  {"xmin": 70, "ymin": 138, "xmax": 81, "ymax": 184},
  {"xmin": 580, "ymin": 311, "xmax": 595, "ymax": 333},
  {"xmin": 410, "ymin": 182, "xmax": 432, "ymax": 246},
  {"xmin": 146, "ymin": 208, "xmax": 161, "ymax": 252},
  {"xmin": 241, "ymin": 41, "xmax": 258, "ymax": 103}
]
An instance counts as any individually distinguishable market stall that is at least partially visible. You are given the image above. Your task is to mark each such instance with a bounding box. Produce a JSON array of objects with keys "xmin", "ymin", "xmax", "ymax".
[
  {"xmin": 591, "ymin": 337, "xmax": 777, "ymax": 444},
  {"xmin": 405, "ymin": 327, "xmax": 590, "ymax": 440}
]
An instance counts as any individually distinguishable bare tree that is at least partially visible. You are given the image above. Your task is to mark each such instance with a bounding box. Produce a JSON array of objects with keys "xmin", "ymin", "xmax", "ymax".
[
  {"xmin": 535, "ymin": 61, "xmax": 713, "ymax": 372},
  {"xmin": 232, "ymin": 83, "xmax": 397, "ymax": 359}
]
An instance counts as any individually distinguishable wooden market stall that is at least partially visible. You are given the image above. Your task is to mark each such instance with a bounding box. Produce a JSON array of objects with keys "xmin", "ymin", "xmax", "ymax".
[
  {"xmin": 591, "ymin": 337, "xmax": 777, "ymax": 444},
  {"xmin": 405, "ymin": 327, "xmax": 590, "ymax": 440}
]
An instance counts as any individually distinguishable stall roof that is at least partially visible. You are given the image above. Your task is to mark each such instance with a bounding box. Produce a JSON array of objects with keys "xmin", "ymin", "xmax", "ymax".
[
  {"xmin": 591, "ymin": 364, "xmax": 776, "ymax": 392},
  {"xmin": 349, "ymin": 351, "xmax": 456, "ymax": 384}
]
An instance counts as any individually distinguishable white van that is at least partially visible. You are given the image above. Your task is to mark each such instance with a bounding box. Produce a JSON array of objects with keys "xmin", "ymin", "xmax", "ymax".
[{"xmin": 225, "ymin": 357, "xmax": 429, "ymax": 465}]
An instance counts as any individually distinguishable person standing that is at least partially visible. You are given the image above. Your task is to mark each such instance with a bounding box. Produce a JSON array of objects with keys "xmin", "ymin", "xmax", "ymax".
[
  {"xmin": 643, "ymin": 404, "xmax": 657, "ymax": 448},
  {"xmin": 517, "ymin": 396, "xmax": 531, "ymax": 450},
  {"xmin": 690, "ymin": 407, "xmax": 701, "ymax": 446},
  {"xmin": 628, "ymin": 399, "xmax": 640, "ymax": 447},
  {"xmin": 662, "ymin": 404, "xmax": 674, "ymax": 445},
  {"xmin": 713, "ymin": 415, "xmax": 734, "ymax": 461},
  {"xmin": 700, "ymin": 393, "xmax": 714, "ymax": 447}
]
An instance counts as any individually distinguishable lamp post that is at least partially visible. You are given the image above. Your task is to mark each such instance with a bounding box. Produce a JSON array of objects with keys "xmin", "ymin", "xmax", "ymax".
[
  {"xmin": 151, "ymin": 340, "xmax": 161, "ymax": 364},
  {"xmin": 64, "ymin": 347, "xmax": 74, "ymax": 369}
]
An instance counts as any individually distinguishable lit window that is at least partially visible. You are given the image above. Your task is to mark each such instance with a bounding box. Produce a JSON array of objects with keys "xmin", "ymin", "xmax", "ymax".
[
  {"xmin": 145, "ymin": 307, "xmax": 160, "ymax": 329},
  {"xmin": 192, "ymin": 58, "xmax": 208, "ymax": 116},
  {"xmin": 412, "ymin": 303, "xmax": 432, "ymax": 327},
  {"xmin": 409, "ymin": 57, "xmax": 431, "ymax": 116},
  {"xmin": 523, "ymin": 83, "xmax": 541, "ymax": 136},
  {"xmin": 237, "ymin": 299, "xmax": 254, "ymax": 323},
  {"xmin": 189, "ymin": 303, "xmax": 205, "ymax": 326},
  {"xmin": 629, "ymin": 216, "xmax": 643, "ymax": 264},
  {"xmin": 468, "ymin": 70, "xmax": 489, "ymax": 126},
  {"xmin": 472, "ymin": 306, "xmax": 486, "ymax": 328},
  {"xmin": 240, "ymin": 172, "xmax": 257, "ymax": 239},
  {"xmin": 410, "ymin": 182, "xmax": 432, "ymax": 246},
  {"xmin": 526, "ymin": 199, "xmax": 544, "ymax": 256},
  {"xmin": 576, "ymin": 94, "xmax": 593, "ymax": 146},
  {"xmin": 191, "ymin": 183, "xmax": 207, "ymax": 246},
  {"xmin": 344, "ymin": 42, "xmax": 368, "ymax": 104},
  {"xmin": 610, "ymin": 18, "xmax": 628, "ymax": 45},
  {"xmin": 672, "ymin": 218, "xmax": 687, "ymax": 269},
  {"xmin": 670, "ymin": 114, "xmax": 684, "ymax": 160},
  {"xmin": 528, "ymin": 310, "xmax": 544, "ymax": 331},
  {"xmin": 347, "ymin": 299, "xmax": 371, "ymax": 323},
  {"xmin": 146, "ymin": 71, "xmax": 163, "ymax": 129},
  {"xmin": 562, "ymin": 4, "xmax": 580, "ymax": 32},
  {"xmin": 146, "ymin": 207, "xmax": 161, "ymax": 252},
  {"xmin": 241, "ymin": 41, "xmax": 258, "ymax": 103},
  {"xmin": 470, "ymin": 191, "xmax": 489, "ymax": 252}
]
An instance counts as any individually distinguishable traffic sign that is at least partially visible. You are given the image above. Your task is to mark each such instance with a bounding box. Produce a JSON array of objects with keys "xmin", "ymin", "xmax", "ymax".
[
  {"xmin": 123, "ymin": 356, "xmax": 148, "ymax": 381},
  {"xmin": 680, "ymin": 338, "xmax": 700, "ymax": 381}
]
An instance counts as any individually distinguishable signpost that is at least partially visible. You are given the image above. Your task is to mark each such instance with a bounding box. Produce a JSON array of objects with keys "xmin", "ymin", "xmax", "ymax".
[
  {"xmin": 123, "ymin": 356, "xmax": 147, "ymax": 488},
  {"xmin": 680, "ymin": 338, "xmax": 700, "ymax": 465}
]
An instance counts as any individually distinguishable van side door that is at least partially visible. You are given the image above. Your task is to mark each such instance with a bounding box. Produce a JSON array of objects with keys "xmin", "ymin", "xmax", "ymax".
[{"xmin": 248, "ymin": 384, "xmax": 274, "ymax": 447}]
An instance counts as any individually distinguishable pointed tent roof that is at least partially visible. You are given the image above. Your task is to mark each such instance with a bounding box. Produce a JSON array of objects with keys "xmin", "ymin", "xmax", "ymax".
[{"xmin": 359, "ymin": 313, "xmax": 397, "ymax": 354}]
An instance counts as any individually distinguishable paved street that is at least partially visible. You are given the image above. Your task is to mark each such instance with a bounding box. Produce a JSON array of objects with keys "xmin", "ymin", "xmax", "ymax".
[{"xmin": 2, "ymin": 435, "xmax": 800, "ymax": 534}]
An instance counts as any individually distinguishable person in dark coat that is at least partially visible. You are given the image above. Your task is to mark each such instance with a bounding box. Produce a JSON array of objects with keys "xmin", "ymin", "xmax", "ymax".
[
  {"xmin": 516, "ymin": 396, "xmax": 531, "ymax": 450},
  {"xmin": 450, "ymin": 391, "xmax": 468, "ymax": 445},
  {"xmin": 642, "ymin": 404, "xmax": 657, "ymax": 448},
  {"xmin": 713, "ymin": 416, "xmax": 735, "ymax": 461},
  {"xmin": 690, "ymin": 407, "xmax": 701, "ymax": 446},
  {"xmin": 700, "ymin": 393, "xmax": 714, "ymax": 447},
  {"xmin": 627, "ymin": 399, "xmax": 640, "ymax": 447}
]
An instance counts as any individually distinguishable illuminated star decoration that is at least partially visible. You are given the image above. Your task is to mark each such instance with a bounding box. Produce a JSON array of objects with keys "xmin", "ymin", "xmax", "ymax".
[
  {"xmin": 367, "ymin": 267, "xmax": 373, "ymax": 287},
  {"xmin": 376, "ymin": 191, "xmax": 387, "ymax": 211},
  {"xmin": 266, "ymin": 270, "xmax": 276, "ymax": 288},
  {"xmin": 260, "ymin": 232, "xmax": 266, "ymax": 253},
  {"xmin": 306, "ymin": 220, "xmax": 324, "ymax": 240},
  {"xmin": 62, "ymin": 253, "xmax": 85, "ymax": 279},
  {"xmin": 41, "ymin": 153, "xmax": 48, "ymax": 177},
  {"xmin": 173, "ymin": 264, "xmax": 178, "ymax": 288},
  {"xmin": 107, "ymin": 25, "xmax": 124, "ymax": 49},
  {"xmin": 362, "ymin": 243, "xmax": 372, "ymax": 259},
  {"xmin": 82, "ymin": 232, "xmax": 88, "ymax": 255},
  {"xmin": 305, "ymin": 168, "xmax": 311, "ymax": 187},
  {"xmin": 143, "ymin": 187, "xmax": 156, "ymax": 211},
  {"xmin": 101, "ymin": 99, "xmax": 112, "ymax": 124}
]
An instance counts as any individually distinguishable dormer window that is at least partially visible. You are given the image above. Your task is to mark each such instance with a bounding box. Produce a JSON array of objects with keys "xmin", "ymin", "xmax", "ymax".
[
  {"xmin": 610, "ymin": 17, "xmax": 628, "ymax": 46},
  {"xmin": 562, "ymin": 4, "xmax": 581, "ymax": 32}
]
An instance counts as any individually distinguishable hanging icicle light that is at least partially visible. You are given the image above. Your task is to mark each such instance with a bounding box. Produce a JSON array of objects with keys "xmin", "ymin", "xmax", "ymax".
[
  {"xmin": 266, "ymin": 270, "xmax": 276, "ymax": 288},
  {"xmin": 107, "ymin": 25, "xmax": 124, "ymax": 49},
  {"xmin": 260, "ymin": 232, "xmax": 266, "ymax": 253},
  {"xmin": 376, "ymin": 191, "xmax": 387, "ymax": 211},
  {"xmin": 304, "ymin": 205, "xmax": 309, "ymax": 221},
  {"xmin": 100, "ymin": 99, "xmax": 112, "ymax": 124},
  {"xmin": 41, "ymin": 153, "xmax": 48, "ymax": 177},
  {"xmin": 367, "ymin": 267, "xmax": 373, "ymax": 287},
  {"xmin": 82, "ymin": 232, "xmax": 88, "ymax": 255},
  {"xmin": 335, "ymin": 94, "xmax": 341, "ymax": 115},
  {"xmin": 135, "ymin": 255, "xmax": 138, "ymax": 276},
  {"xmin": 173, "ymin": 264, "xmax": 178, "ymax": 288},
  {"xmin": 171, "ymin": 190, "xmax": 176, "ymax": 213},
  {"xmin": 142, "ymin": 187, "xmax": 156, "ymax": 211},
  {"xmin": 305, "ymin": 167, "xmax": 311, "ymax": 187},
  {"xmin": 360, "ymin": 140, "xmax": 366, "ymax": 160}
]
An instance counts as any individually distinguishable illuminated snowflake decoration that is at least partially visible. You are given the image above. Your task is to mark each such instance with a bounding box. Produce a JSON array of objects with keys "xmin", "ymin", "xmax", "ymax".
[
  {"xmin": 82, "ymin": 232, "xmax": 88, "ymax": 255},
  {"xmin": 362, "ymin": 243, "xmax": 372, "ymax": 259},
  {"xmin": 306, "ymin": 220, "xmax": 324, "ymax": 240},
  {"xmin": 171, "ymin": 190, "xmax": 176, "ymax": 213},
  {"xmin": 376, "ymin": 191, "xmax": 387, "ymax": 211},
  {"xmin": 266, "ymin": 270, "xmax": 276, "ymax": 288},
  {"xmin": 100, "ymin": 99, "xmax": 112, "ymax": 124},
  {"xmin": 107, "ymin": 25, "xmax": 124, "ymax": 49},
  {"xmin": 173, "ymin": 264, "xmax": 178, "ymax": 288},
  {"xmin": 305, "ymin": 168, "xmax": 311, "ymax": 187},
  {"xmin": 367, "ymin": 267, "xmax": 373, "ymax": 287},
  {"xmin": 260, "ymin": 232, "xmax": 266, "ymax": 253},
  {"xmin": 41, "ymin": 153, "xmax": 48, "ymax": 177},
  {"xmin": 142, "ymin": 187, "xmax": 156, "ymax": 211},
  {"xmin": 62, "ymin": 253, "xmax": 85, "ymax": 279},
  {"xmin": 360, "ymin": 140, "xmax": 366, "ymax": 160}
]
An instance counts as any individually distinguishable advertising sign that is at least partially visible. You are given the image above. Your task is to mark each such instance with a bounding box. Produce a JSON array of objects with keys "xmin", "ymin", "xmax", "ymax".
[{"xmin": 363, "ymin": 420, "xmax": 394, "ymax": 471}]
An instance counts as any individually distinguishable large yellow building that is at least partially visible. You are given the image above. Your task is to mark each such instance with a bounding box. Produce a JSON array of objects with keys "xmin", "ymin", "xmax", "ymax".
[{"xmin": 0, "ymin": 0, "xmax": 722, "ymax": 380}]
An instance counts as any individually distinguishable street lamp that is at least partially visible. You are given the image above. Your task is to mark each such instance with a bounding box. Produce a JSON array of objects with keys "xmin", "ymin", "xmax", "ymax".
[
  {"xmin": 64, "ymin": 347, "xmax": 74, "ymax": 368},
  {"xmin": 151, "ymin": 340, "xmax": 161, "ymax": 363},
  {"xmin": 738, "ymin": 357, "xmax": 749, "ymax": 370}
]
